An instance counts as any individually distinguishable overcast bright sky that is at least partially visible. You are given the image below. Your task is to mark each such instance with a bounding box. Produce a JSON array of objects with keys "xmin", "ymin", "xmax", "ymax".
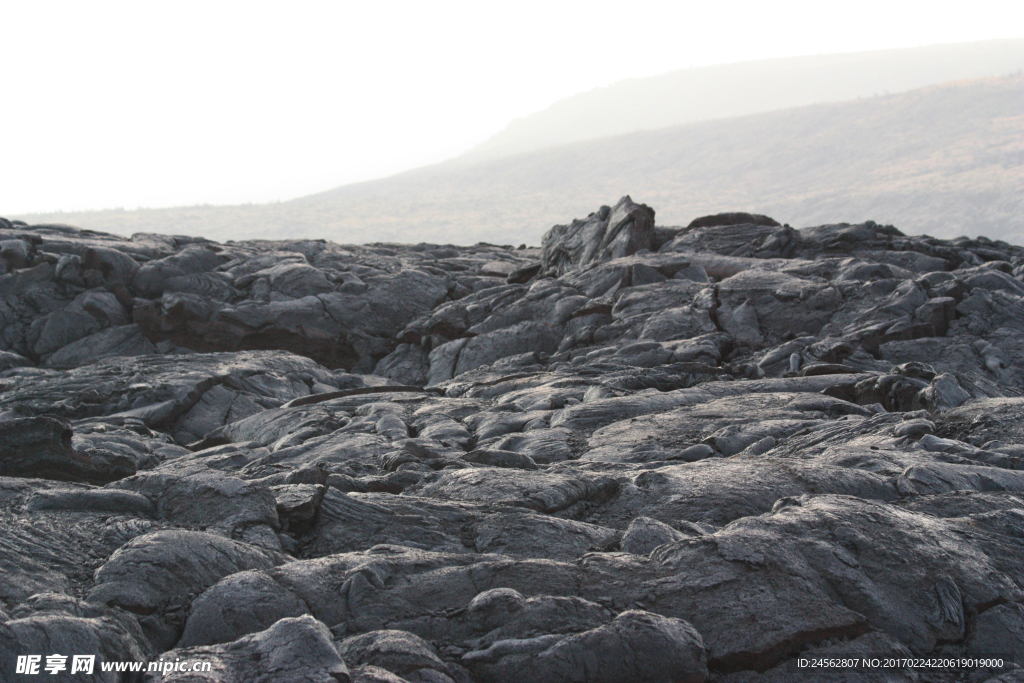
[{"xmin": 2, "ymin": 0, "xmax": 1023, "ymax": 215}]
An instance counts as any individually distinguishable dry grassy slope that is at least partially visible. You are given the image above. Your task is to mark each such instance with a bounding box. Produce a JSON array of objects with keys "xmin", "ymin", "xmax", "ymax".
[{"xmin": 15, "ymin": 75, "xmax": 1024, "ymax": 247}]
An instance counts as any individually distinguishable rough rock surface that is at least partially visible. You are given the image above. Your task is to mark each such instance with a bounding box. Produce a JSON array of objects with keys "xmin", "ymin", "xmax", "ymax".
[{"xmin": 3, "ymin": 201, "xmax": 1024, "ymax": 682}]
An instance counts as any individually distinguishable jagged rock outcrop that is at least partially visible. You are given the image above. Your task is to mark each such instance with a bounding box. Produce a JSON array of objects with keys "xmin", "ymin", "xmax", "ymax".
[
  {"xmin": 3, "ymin": 199, "xmax": 1024, "ymax": 682},
  {"xmin": 541, "ymin": 196, "xmax": 655, "ymax": 277}
]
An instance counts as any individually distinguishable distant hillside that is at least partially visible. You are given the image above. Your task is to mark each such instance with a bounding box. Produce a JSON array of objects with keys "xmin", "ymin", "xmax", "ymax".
[
  {"xmin": 15, "ymin": 74, "xmax": 1024, "ymax": 246},
  {"xmin": 465, "ymin": 38, "xmax": 1024, "ymax": 159}
]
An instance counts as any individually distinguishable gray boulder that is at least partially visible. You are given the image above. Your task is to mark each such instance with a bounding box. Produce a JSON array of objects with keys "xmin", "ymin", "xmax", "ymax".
[
  {"xmin": 541, "ymin": 197, "xmax": 655, "ymax": 277},
  {"xmin": 0, "ymin": 417, "xmax": 135, "ymax": 485},
  {"xmin": 178, "ymin": 570, "xmax": 311, "ymax": 647},
  {"xmin": 463, "ymin": 610, "xmax": 707, "ymax": 683},
  {"xmin": 621, "ymin": 516, "xmax": 689, "ymax": 555},
  {"xmin": 109, "ymin": 467, "xmax": 280, "ymax": 533},
  {"xmin": 88, "ymin": 530, "xmax": 281, "ymax": 648},
  {"xmin": 149, "ymin": 616, "xmax": 349, "ymax": 683},
  {"xmin": 0, "ymin": 613, "xmax": 147, "ymax": 683},
  {"xmin": 43, "ymin": 324, "xmax": 156, "ymax": 368},
  {"xmin": 338, "ymin": 630, "xmax": 454, "ymax": 683}
]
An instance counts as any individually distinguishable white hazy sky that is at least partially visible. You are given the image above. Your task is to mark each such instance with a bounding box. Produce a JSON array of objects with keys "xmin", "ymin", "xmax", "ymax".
[{"xmin": 2, "ymin": 1, "xmax": 1023, "ymax": 215}]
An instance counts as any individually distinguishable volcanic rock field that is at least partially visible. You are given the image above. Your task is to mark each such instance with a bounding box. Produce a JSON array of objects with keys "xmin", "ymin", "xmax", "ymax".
[{"xmin": 2, "ymin": 197, "xmax": 1024, "ymax": 682}]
